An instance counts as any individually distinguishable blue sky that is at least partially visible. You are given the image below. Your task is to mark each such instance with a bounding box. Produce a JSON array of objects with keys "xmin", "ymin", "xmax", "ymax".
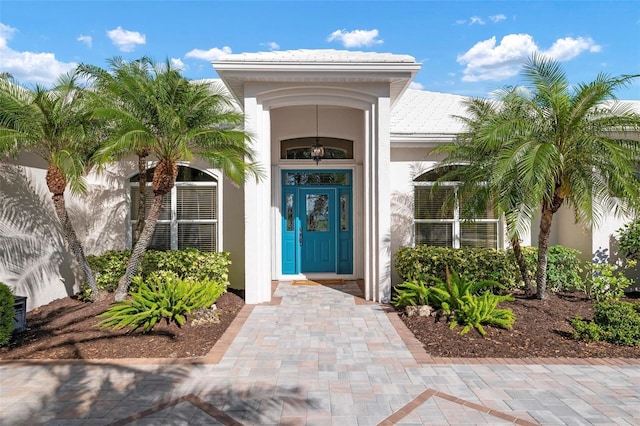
[{"xmin": 1, "ymin": 1, "xmax": 639, "ymax": 99}]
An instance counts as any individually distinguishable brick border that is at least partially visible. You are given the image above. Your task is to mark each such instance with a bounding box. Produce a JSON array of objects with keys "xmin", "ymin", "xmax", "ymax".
[
  {"xmin": 377, "ymin": 388, "xmax": 538, "ymax": 425},
  {"xmin": 386, "ymin": 304, "xmax": 640, "ymax": 366},
  {"xmin": 109, "ymin": 393, "xmax": 242, "ymax": 426}
]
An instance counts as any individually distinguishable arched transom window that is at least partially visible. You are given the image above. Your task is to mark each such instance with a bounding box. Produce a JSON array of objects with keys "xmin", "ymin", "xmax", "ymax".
[
  {"xmin": 129, "ymin": 166, "xmax": 219, "ymax": 252},
  {"xmin": 281, "ymin": 137, "xmax": 353, "ymax": 160},
  {"xmin": 413, "ymin": 166, "xmax": 500, "ymax": 249}
]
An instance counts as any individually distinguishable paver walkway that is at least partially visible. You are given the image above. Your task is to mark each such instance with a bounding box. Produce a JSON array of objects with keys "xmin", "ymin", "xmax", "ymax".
[{"xmin": 1, "ymin": 281, "xmax": 639, "ymax": 425}]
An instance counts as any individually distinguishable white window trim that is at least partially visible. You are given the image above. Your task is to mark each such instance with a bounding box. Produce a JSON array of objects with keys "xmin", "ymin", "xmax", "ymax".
[
  {"xmin": 413, "ymin": 181, "xmax": 501, "ymax": 249},
  {"xmin": 128, "ymin": 172, "xmax": 222, "ymax": 252}
]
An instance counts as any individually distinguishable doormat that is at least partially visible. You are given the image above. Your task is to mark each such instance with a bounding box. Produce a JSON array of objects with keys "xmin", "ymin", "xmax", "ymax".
[{"xmin": 292, "ymin": 279, "xmax": 346, "ymax": 286}]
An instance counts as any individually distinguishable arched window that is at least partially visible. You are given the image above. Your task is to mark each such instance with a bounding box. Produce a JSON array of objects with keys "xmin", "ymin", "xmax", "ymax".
[
  {"xmin": 281, "ymin": 137, "xmax": 353, "ymax": 160},
  {"xmin": 129, "ymin": 166, "xmax": 219, "ymax": 252},
  {"xmin": 413, "ymin": 166, "xmax": 499, "ymax": 249}
]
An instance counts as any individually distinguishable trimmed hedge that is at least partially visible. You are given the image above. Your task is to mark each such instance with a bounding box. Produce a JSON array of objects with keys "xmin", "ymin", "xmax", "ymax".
[
  {"xmin": 81, "ymin": 249, "xmax": 231, "ymax": 298},
  {"xmin": 394, "ymin": 245, "xmax": 583, "ymax": 292},
  {"xmin": 0, "ymin": 283, "xmax": 14, "ymax": 345},
  {"xmin": 572, "ymin": 300, "xmax": 640, "ymax": 346}
]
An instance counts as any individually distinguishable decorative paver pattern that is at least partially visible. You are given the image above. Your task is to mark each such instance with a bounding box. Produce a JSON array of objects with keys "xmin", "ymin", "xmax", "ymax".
[{"xmin": 1, "ymin": 281, "xmax": 639, "ymax": 425}]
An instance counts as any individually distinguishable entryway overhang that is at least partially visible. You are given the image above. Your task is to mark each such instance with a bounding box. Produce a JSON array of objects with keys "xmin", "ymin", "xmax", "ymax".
[{"xmin": 212, "ymin": 50, "xmax": 422, "ymax": 304}]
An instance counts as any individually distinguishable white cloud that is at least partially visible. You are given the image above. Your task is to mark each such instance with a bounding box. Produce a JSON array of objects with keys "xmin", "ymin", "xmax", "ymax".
[
  {"xmin": 469, "ymin": 16, "xmax": 485, "ymax": 25},
  {"xmin": 455, "ymin": 19, "xmax": 466, "ymax": 25},
  {"xmin": 0, "ymin": 22, "xmax": 17, "ymax": 48},
  {"xmin": 0, "ymin": 22, "xmax": 76, "ymax": 86},
  {"xmin": 489, "ymin": 14, "xmax": 506, "ymax": 23},
  {"xmin": 327, "ymin": 29, "xmax": 382, "ymax": 48},
  {"xmin": 409, "ymin": 82, "xmax": 424, "ymax": 90},
  {"xmin": 107, "ymin": 26, "xmax": 145, "ymax": 52},
  {"xmin": 261, "ymin": 41, "xmax": 280, "ymax": 51},
  {"xmin": 457, "ymin": 33, "xmax": 601, "ymax": 82},
  {"xmin": 185, "ymin": 46, "xmax": 232, "ymax": 61},
  {"xmin": 170, "ymin": 57, "xmax": 185, "ymax": 70},
  {"xmin": 77, "ymin": 35, "xmax": 92, "ymax": 48},
  {"xmin": 542, "ymin": 37, "xmax": 601, "ymax": 61}
]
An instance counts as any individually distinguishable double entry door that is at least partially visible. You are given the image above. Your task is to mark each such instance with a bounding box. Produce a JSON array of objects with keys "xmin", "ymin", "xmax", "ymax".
[{"xmin": 282, "ymin": 170, "xmax": 352, "ymax": 275}]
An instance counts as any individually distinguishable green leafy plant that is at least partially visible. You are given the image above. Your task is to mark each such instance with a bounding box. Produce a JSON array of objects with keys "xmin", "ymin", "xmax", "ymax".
[
  {"xmin": 78, "ymin": 249, "xmax": 231, "ymax": 301},
  {"xmin": 452, "ymin": 291, "xmax": 516, "ymax": 336},
  {"xmin": 577, "ymin": 261, "xmax": 636, "ymax": 301},
  {"xmin": 79, "ymin": 250, "xmax": 132, "ymax": 300},
  {"xmin": 393, "ymin": 267, "xmax": 515, "ymax": 336},
  {"xmin": 141, "ymin": 249, "xmax": 231, "ymax": 283},
  {"xmin": 394, "ymin": 245, "xmax": 584, "ymax": 294},
  {"xmin": 618, "ymin": 218, "xmax": 640, "ymax": 260},
  {"xmin": 0, "ymin": 283, "xmax": 15, "ymax": 345},
  {"xmin": 392, "ymin": 275, "xmax": 430, "ymax": 307},
  {"xmin": 571, "ymin": 300, "xmax": 640, "ymax": 346},
  {"xmin": 98, "ymin": 271, "xmax": 227, "ymax": 332}
]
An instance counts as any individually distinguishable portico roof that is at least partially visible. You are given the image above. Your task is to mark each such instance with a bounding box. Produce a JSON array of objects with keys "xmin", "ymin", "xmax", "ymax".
[{"xmin": 213, "ymin": 49, "xmax": 422, "ymax": 108}]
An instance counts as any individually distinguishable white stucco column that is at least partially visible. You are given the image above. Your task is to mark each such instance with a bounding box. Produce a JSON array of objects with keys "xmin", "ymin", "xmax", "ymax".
[
  {"xmin": 244, "ymin": 97, "xmax": 272, "ymax": 303},
  {"xmin": 377, "ymin": 97, "xmax": 392, "ymax": 302},
  {"xmin": 363, "ymin": 98, "xmax": 392, "ymax": 303}
]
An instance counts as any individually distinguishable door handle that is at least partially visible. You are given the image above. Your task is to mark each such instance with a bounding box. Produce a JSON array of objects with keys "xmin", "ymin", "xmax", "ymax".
[{"xmin": 299, "ymin": 228, "xmax": 303, "ymax": 246}]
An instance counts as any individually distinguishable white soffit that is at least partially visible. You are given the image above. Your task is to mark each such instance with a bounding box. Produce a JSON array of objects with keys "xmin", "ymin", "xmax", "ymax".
[{"xmin": 213, "ymin": 49, "xmax": 422, "ymax": 108}]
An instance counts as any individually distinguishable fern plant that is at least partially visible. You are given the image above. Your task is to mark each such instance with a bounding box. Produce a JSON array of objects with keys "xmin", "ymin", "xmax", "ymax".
[
  {"xmin": 392, "ymin": 275, "xmax": 430, "ymax": 307},
  {"xmin": 98, "ymin": 271, "xmax": 226, "ymax": 332},
  {"xmin": 429, "ymin": 267, "xmax": 515, "ymax": 336},
  {"xmin": 452, "ymin": 291, "xmax": 515, "ymax": 336}
]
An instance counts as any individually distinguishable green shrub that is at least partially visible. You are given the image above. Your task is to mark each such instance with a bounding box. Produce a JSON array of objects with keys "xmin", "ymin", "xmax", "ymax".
[
  {"xmin": 394, "ymin": 245, "xmax": 584, "ymax": 293},
  {"xmin": 98, "ymin": 271, "xmax": 227, "ymax": 332},
  {"xmin": 571, "ymin": 300, "xmax": 640, "ymax": 346},
  {"xmin": 577, "ymin": 261, "xmax": 636, "ymax": 301},
  {"xmin": 80, "ymin": 249, "xmax": 231, "ymax": 300},
  {"xmin": 394, "ymin": 246, "xmax": 520, "ymax": 289},
  {"xmin": 618, "ymin": 218, "xmax": 640, "ymax": 260},
  {"xmin": 141, "ymin": 249, "xmax": 230, "ymax": 283},
  {"xmin": 0, "ymin": 283, "xmax": 15, "ymax": 345},
  {"xmin": 393, "ymin": 267, "xmax": 515, "ymax": 336}
]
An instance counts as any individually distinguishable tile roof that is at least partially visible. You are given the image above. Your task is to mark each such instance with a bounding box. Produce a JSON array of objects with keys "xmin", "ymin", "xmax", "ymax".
[{"xmin": 390, "ymin": 89, "xmax": 470, "ymax": 135}]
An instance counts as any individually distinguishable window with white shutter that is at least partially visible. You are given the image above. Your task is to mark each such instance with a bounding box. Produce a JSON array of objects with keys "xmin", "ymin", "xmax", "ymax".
[
  {"xmin": 129, "ymin": 166, "xmax": 219, "ymax": 252},
  {"xmin": 413, "ymin": 167, "xmax": 499, "ymax": 249}
]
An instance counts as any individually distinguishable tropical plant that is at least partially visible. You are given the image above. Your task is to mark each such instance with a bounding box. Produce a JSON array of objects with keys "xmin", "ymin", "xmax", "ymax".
[
  {"xmin": 437, "ymin": 54, "xmax": 640, "ymax": 299},
  {"xmin": 78, "ymin": 57, "xmax": 262, "ymax": 301},
  {"xmin": 0, "ymin": 282, "xmax": 14, "ymax": 345},
  {"xmin": 434, "ymin": 87, "xmax": 538, "ymax": 295},
  {"xmin": 618, "ymin": 218, "xmax": 640, "ymax": 260},
  {"xmin": 393, "ymin": 267, "xmax": 515, "ymax": 336},
  {"xmin": 98, "ymin": 271, "xmax": 226, "ymax": 332},
  {"xmin": 392, "ymin": 275, "xmax": 431, "ymax": 307},
  {"xmin": 578, "ymin": 260, "xmax": 636, "ymax": 302},
  {"xmin": 0, "ymin": 73, "xmax": 101, "ymax": 299},
  {"xmin": 571, "ymin": 300, "xmax": 640, "ymax": 346}
]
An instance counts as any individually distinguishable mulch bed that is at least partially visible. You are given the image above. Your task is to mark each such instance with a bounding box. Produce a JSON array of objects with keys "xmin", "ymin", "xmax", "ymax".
[
  {"xmin": 1, "ymin": 289, "xmax": 638, "ymax": 360},
  {"xmin": 0, "ymin": 291, "xmax": 245, "ymax": 360},
  {"xmin": 400, "ymin": 292, "xmax": 640, "ymax": 358}
]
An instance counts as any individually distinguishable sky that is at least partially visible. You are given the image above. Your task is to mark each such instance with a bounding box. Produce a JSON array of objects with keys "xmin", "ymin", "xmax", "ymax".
[{"xmin": 1, "ymin": 0, "xmax": 639, "ymax": 100}]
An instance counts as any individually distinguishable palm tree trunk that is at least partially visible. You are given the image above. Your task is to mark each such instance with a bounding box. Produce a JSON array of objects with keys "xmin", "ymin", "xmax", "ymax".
[
  {"xmin": 133, "ymin": 154, "xmax": 148, "ymax": 246},
  {"xmin": 114, "ymin": 192, "xmax": 164, "ymax": 301},
  {"xmin": 511, "ymin": 237, "xmax": 534, "ymax": 296},
  {"xmin": 535, "ymin": 205, "xmax": 554, "ymax": 300},
  {"xmin": 51, "ymin": 193, "xmax": 100, "ymax": 299}
]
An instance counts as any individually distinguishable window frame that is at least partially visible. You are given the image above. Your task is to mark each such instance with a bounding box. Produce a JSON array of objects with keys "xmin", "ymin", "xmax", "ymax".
[
  {"xmin": 413, "ymin": 179, "xmax": 501, "ymax": 249},
  {"xmin": 128, "ymin": 166, "xmax": 221, "ymax": 252}
]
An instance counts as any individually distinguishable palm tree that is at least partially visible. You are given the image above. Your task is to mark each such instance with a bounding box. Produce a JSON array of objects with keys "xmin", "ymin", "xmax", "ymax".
[
  {"xmin": 0, "ymin": 73, "xmax": 101, "ymax": 299},
  {"xmin": 434, "ymin": 88, "xmax": 538, "ymax": 295},
  {"xmin": 441, "ymin": 54, "xmax": 640, "ymax": 299},
  {"xmin": 79, "ymin": 57, "xmax": 262, "ymax": 301}
]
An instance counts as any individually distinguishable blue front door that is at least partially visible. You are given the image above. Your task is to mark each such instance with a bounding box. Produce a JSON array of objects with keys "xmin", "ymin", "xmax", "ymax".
[
  {"xmin": 281, "ymin": 170, "xmax": 353, "ymax": 275},
  {"xmin": 300, "ymin": 189, "xmax": 336, "ymax": 272}
]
